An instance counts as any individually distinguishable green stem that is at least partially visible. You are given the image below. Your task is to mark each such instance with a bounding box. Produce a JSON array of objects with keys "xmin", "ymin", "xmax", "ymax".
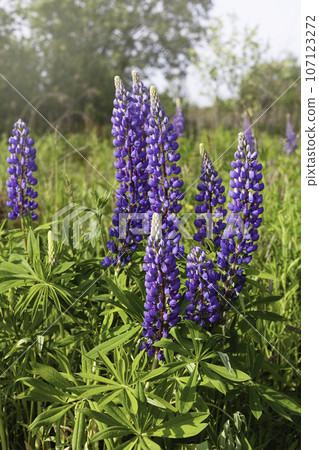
[
  {"xmin": 0, "ymin": 393, "xmax": 7, "ymax": 450},
  {"xmin": 56, "ymin": 417, "xmax": 62, "ymax": 448},
  {"xmin": 144, "ymin": 356, "xmax": 158, "ymax": 392}
]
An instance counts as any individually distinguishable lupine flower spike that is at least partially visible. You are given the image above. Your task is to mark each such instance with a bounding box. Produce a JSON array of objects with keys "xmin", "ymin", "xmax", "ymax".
[
  {"xmin": 172, "ymin": 98, "xmax": 185, "ymax": 137},
  {"xmin": 243, "ymin": 111, "xmax": 255, "ymax": 152},
  {"xmin": 286, "ymin": 113, "xmax": 298, "ymax": 156},
  {"xmin": 140, "ymin": 213, "xmax": 181, "ymax": 361},
  {"xmin": 185, "ymin": 246, "xmax": 220, "ymax": 327},
  {"xmin": 145, "ymin": 86, "xmax": 184, "ymax": 252},
  {"xmin": 48, "ymin": 230, "xmax": 57, "ymax": 267},
  {"xmin": 101, "ymin": 74, "xmax": 150, "ymax": 267},
  {"xmin": 217, "ymin": 132, "xmax": 264, "ymax": 300},
  {"xmin": 6, "ymin": 119, "xmax": 38, "ymax": 221},
  {"xmin": 194, "ymin": 144, "xmax": 227, "ymax": 246}
]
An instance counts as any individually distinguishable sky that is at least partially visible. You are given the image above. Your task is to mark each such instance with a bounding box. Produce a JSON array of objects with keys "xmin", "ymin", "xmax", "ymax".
[{"xmin": 185, "ymin": 0, "xmax": 301, "ymax": 106}]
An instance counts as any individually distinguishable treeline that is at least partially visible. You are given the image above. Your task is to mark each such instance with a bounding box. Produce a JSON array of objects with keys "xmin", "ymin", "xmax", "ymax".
[
  {"xmin": 0, "ymin": 2, "xmax": 300, "ymax": 137},
  {"xmin": 0, "ymin": 0, "xmax": 212, "ymax": 134}
]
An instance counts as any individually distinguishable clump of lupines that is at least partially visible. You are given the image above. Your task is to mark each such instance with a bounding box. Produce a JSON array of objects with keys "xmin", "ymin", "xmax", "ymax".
[
  {"xmin": 217, "ymin": 132, "xmax": 264, "ymax": 299},
  {"xmin": 185, "ymin": 246, "xmax": 220, "ymax": 327},
  {"xmin": 172, "ymin": 98, "xmax": 185, "ymax": 137},
  {"xmin": 286, "ymin": 114, "xmax": 298, "ymax": 156},
  {"xmin": 194, "ymin": 144, "xmax": 227, "ymax": 246},
  {"xmin": 6, "ymin": 119, "xmax": 38, "ymax": 220},
  {"xmin": 145, "ymin": 86, "xmax": 184, "ymax": 252},
  {"xmin": 243, "ymin": 111, "xmax": 255, "ymax": 152},
  {"xmin": 101, "ymin": 73, "xmax": 150, "ymax": 267},
  {"xmin": 140, "ymin": 213, "xmax": 181, "ymax": 361}
]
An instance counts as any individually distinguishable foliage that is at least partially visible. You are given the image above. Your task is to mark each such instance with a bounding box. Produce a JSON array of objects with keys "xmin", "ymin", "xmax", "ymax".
[
  {"xmin": 0, "ymin": 0, "xmax": 212, "ymax": 132},
  {"xmin": 0, "ymin": 126, "xmax": 301, "ymax": 449}
]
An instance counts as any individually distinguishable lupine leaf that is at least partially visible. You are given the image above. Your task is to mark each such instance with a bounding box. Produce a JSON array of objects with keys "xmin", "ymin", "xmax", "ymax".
[
  {"xmin": 146, "ymin": 412, "xmax": 209, "ymax": 438},
  {"xmin": 86, "ymin": 326, "xmax": 140, "ymax": 359}
]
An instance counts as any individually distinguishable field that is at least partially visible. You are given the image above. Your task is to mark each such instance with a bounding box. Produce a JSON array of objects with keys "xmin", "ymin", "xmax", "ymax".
[{"xmin": 0, "ymin": 123, "xmax": 301, "ymax": 449}]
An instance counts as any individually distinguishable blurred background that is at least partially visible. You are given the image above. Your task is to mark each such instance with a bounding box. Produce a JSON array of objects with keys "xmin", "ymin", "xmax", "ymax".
[{"xmin": 0, "ymin": 0, "xmax": 300, "ymax": 137}]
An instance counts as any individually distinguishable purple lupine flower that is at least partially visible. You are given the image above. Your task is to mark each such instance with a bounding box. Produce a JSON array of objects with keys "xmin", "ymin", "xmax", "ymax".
[
  {"xmin": 286, "ymin": 114, "xmax": 298, "ymax": 156},
  {"xmin": 217, "ymin": 132, "xmax": 264, "ymax": 299},
  {"xmin": 6, "ymin": 119, "xmax": 38, "ymax": 221},
  {"xmin": 140, "ymin": 213, "xmax": 181, "ymax": 361},
  {"xmin": 185, "ymin": 246, "xmax": 220, "ymax": 327},
  {"xmin": 243, "ymin": 111, "xmax": 255, "ymax": 152},
  {"xmin": 145, "ymin": 86, "xmax": 184, "ymax": 254},
  {"xmin": 172, "ymin": 98, "xmax": 185, "ymax": 137},
  {"xmin": 101, "ymin": 73, "xmax": 150, "ymax": 267},
  {"xmin": 194, "ymin": 144, "xmax": 227, "ymax": 246}
]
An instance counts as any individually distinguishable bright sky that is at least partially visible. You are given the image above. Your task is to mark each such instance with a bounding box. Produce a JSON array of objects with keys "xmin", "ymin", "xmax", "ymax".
[{"xmin": 186, "ymin": 0, "xmax": 301, "ymax": 106}]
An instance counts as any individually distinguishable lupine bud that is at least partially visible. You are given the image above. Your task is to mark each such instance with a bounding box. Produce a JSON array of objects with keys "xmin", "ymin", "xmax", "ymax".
[
  {"xmin": 194, "ymin": 144, "xmax": 227, "ymax": 246},
  {"xmin": 101, "ymin": 73, "xmax": 151, "ymax": 267},
  {"xmin": 48, "ymin": 230, "xmax": 57, "ymax": 267},
  {"xmin": 243, "ymin": 111, "xmax": 255, "ymax": 153},
  {"xmin": 6, "ymin": 119, "xmax": 38, "ymax": 220},
  {"xmin": 172, "ymin": 98, "xmax": 185, "ymax": 137},
  {"xmin": 217, "ymin": 132, "xmax": 264, "ymax": 299},
  {"xmin": 140, "ymin": 213, "xmax": 181, "ymax": 361},
  {"xmin": 185, "ymin": 247, "xmax": 220, "ymax": 327},
  {"xmin": 286, "ymin": 113, "xmax": 298, "ymax": 156}
]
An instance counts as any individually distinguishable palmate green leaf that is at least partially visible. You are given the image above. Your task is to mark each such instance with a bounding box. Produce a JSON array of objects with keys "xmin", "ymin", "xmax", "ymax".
[
  {"xmin": 146, "ymin": 412, "xmax": 209, "ymax": 438},
  {"xmin": 139, "ymin": 436, "xmax": 162, "ymax": 450},
  {"xmin": 0, "ymin": 260, "xmax": 35, "ymax": 276},
  {"xmin": 29, "ymin": 404, "xmax": 74, "ymax": 430},
  {"xmin": 254, "ymin": 384, "xmax": 301, "ymax": 418},
  {"xmin": 71, "ymin": 384, "xmax": 122, "ymax": 400},
  {"xmin": 102, "ymin": 276, "xmax": 143, "ymax": 319},
  {"xmin": 98, "ymin": 389, "xmax": 124, "ymax": 407},
  {"xmin": 153, "ymin": 338, "xmax": 190, "ymax": 358},
  {"xmin": 16, "ymin": 377, "xmax": 65, "ymax": 402},
  {"xmin": 201, "ymin": 375, "xmax": 229, "ymax": 396},
  {"xmin": 247, "ymin": 311, "xmax": 286, "ymax": 322},
  {"xmin": 178, "ymin": 365, "xmax": 198, "ymax": 414},
  {"xmin": 31, "ymin": 362, "xmax": 73, "ymax": 390},
  {"xmin": 249, "ymin": 387, "xmax": 263, "ymax": 420},
  {"xmin": 254, "ymin": 295, "xmax": 282, "ymax": 305},
  {"xmin": 140, "ymin": 361, "xmax": 188, "ymax": 382},
  {"xmin": 244, "ymin": 267, "xmax": 274, "ymax": 280},
  {"xmin": 78, "ymin": 407, "xmax": 131, "ymax": 429},
  {"xmin": 146, "ymin": 392, "xmax": 177, "ymax": 412},
  {"xmin": 86, "ymin": 325, "xmax": 140, "ymax": 359},
  {"xmin": 97, "ymin": 351, "xmax": 118, "ymax": 379},
  {"xmin": 91, "ymin": 426, "xmax": 133, "ymax": 442},
  {"xmin": 0, "ymin": 279, "xmax": 28, "ymax": 293},
  {"xmin": 202, "ymin": 362, "xmax": 251, "ymax": 382},
  {"xmin": 217, "ymin": 352, "xmax": 232, "ymax": 374}
]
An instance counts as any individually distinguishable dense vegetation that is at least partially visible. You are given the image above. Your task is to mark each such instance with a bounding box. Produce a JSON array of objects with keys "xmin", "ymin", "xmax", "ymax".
[{"xmin": 0, "ymin": 117, "xmax": 301, "ymax": 448}]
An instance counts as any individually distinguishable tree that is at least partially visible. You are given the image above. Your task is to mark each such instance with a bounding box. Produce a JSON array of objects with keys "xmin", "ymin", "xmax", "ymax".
[
  {"xmin": 2, "ymin": 0, "xmax": 213, "ymax": 131},
  {"xmin": 191, "ymin": 14, "xmax": 267, "ymax": 102}
]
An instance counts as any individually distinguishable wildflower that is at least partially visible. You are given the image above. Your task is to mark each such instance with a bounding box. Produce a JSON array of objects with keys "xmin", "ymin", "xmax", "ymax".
[
  {"xmin": 194, "ymin": 144, "xmax": 227, "ymax": 246},
  {"xmin": 286, "ymin": 114, "xmax": 298, "ymax": 156},
  {"xmin": 217, "ymin": 132, "xmax": 264, "ymax": 299},
  {"xmin": 172, "ymin": 98, "xmax": 185, "ymax": 137},
  {"xmin": 185, "ymin": 246, "xmax": 220, "ymax": 327},
  {"xmin": 243, "ymin": 111, "xmax": 255, "ymax": 152},
  {"xmin": 6, "ymin": 119, "xmax": 38, "ymax": 221},
  {"xmin": 145, "ymin": 86, "xmax": 184, "ymax": 254},
  {"xmin": 101, "ymin": 73, "xmax": 150, "ymax": 267},
  {"xmin": 140, "ymin": 213, "xmax": 181, "ymax": 360}
]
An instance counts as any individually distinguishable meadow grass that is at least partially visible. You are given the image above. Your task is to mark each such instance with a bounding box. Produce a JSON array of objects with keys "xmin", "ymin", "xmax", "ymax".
[{"xmin": 0, "ymin": 127, "xmax": 301, "ymax": 449}]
